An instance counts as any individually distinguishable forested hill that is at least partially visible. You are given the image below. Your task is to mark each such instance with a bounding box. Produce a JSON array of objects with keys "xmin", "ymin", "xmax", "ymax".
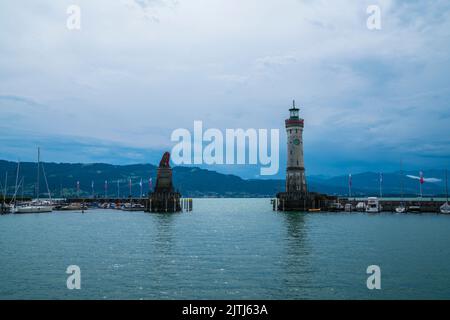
[{"xmin": 0, "ymin": 160, "xmax": 447, "ymax": 198}]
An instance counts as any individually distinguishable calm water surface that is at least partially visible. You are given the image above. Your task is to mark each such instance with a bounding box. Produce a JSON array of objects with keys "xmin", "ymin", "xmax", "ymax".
[{"xmin": 1, "ymin": 198, "xmax": 450, "ymax": 299}]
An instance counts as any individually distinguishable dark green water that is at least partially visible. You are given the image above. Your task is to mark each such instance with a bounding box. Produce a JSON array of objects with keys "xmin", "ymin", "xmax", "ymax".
[{"xmin": 1, "ymin": 198, "xmax": 450, "ymax": 299}]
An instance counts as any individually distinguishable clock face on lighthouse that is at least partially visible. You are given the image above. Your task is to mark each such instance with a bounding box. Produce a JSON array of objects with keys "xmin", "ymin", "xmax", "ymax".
[{"xmin": 293, "ymin": 138, "xmax": 300, "ymax": 145}]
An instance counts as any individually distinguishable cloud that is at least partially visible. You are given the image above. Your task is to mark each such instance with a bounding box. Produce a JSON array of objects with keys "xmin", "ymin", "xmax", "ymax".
[
  {"xmin": 0, "ymin": 0, "xmax": 449, "ymax": 176},
  {"xmin": 255, "ymin": 55, "xmax": 298, "ymax": 69},
  {"xmin": 123, "ymin": 0, "xmax": 179, "ymax": 21},
  {"xmin": 0, "ymin": 95, "xmax": 43, "ymax": 107}
]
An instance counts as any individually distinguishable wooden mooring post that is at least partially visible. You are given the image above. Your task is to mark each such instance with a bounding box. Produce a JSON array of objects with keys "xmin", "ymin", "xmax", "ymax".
[{"xmin": 181, "ymin": 198, "xmax": 193, "ymax": 212}]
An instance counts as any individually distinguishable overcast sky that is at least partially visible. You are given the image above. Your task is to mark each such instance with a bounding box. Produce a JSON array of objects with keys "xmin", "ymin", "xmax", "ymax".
[{"xmin": 1, "ymin": 0, "xmax": 449, "ymax": 178}]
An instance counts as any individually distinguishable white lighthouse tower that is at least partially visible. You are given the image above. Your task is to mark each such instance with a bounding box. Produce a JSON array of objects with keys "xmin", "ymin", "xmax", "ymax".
[{"xmin": 285, "ymin": 100, "xmax": 307, "ymax": 194}]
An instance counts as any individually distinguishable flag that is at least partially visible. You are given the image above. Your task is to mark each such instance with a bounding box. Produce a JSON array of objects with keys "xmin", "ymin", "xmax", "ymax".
[
  {"xmin": 139, "ymin": 178, "xmax": 143, "ymax": 187},
  {"xmin": 348, "ymin": 174, "xmax": 352, "ymax": 187},
  {"xmin": 419, "ymin": 171, "xmax": 424, "ymax": 184},
  {"xmin": 91, "ymin": 181, "xmax": 94, "ymax": 189}
]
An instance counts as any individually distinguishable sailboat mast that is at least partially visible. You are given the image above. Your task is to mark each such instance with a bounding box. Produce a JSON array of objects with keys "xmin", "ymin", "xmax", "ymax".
[
  {"xmin": 400, "ymin": 160, "xmax": 404, "ymax": 200},
  {"xmin": 11, "ymin": 160, "xmax": 20, "ymax": 206},
  {"xmin": 3, "ymin": 172, "xmax": 7, "ymax": 204},
  {"xmin": 41, "ymin": 162, "xmax": 52, "ymax": 202},
  {"xmin": 446, "ymin": 169, "xmax": 448, "ymax": 203},
  {"xmin": 14, "ymin": 160, "xmax": 20, "ymax": 199},
  {"xmin": 37, "ymin": 147, "xmax": 40, "ymax": 201}
]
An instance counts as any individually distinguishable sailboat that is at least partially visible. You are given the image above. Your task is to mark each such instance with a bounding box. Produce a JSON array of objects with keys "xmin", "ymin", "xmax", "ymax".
[
  {"xmin": 14, "ymin": 148, "xmax": 53, "ymax": 214},
  {"xmin": 440, "ymin": 170, "xmax": 450, "ymax": 214},
  {"xmin": 395, "ymin": 203, "xmax": 406, "ymax": 214},
  {"xmin": 395, "ymin": 161, "xmax": 407, "ymax": 213}
]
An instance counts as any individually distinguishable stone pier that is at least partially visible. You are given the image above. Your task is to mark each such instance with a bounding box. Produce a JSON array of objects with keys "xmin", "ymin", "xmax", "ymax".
[{"xmin": 146, "ymin": 152, "xmax": 182, "ymax": 213}]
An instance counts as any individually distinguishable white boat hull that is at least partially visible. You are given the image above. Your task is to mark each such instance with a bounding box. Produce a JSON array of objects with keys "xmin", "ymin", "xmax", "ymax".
[
  {"xmin": 395, "ymin": 207, "xmax": 406, "ymax": 213},
  {"xmin": 440, "ymin": 202, "xmax": 450, "ymax": 214},
  {"xmin": 14, "ymin": 205, "xmax": 53, "ymax": 213}
]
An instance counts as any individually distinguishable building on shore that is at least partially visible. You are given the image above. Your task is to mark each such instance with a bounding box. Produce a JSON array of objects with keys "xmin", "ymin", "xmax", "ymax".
[
  {"xmin": 276, "ymin": 101, "xmax": 337, "ymax": 211},
  {"xmin": 146, "ymin": 152, "xmax": 182, "ymax": 213}
]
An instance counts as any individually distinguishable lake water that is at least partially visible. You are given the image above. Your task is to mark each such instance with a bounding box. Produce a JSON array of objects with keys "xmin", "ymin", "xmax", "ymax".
[{"xmin": 1, "ymin": 198, "xmax": 450, "ymax": 300}]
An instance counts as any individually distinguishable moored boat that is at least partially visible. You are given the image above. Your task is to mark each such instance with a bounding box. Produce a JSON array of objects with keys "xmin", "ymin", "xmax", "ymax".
[
  {"xmin": 60, "ymin": 203, "xmax": 87, "ymax": 211},
  {"xmin": 14, "ymin": 203, "xmax": 53, "ymax": 214},
  {"xmin": 366, "ymin": 197, "xmax": 381, "ymax": 213},
  {"xmin": 395, "ymin": 205, "xmax": 406, "ymax": 214},
  {"xmin": 121, "ymin": 203, "xmax": 145, "ymax": 211},
  {"xmin": 14, "ymin": 148, "xmax": 53, "ymax": 214},
  {"xmin": 408, "ymin": 205, "xmax": 421, "ymax": 213},
  {"xmin": 355, "ymin": 202, "xmax": 366, "ymax": 212},
  {"xmin": 440, "ymin": 202, "xmax": 450, "ymax": 214}
]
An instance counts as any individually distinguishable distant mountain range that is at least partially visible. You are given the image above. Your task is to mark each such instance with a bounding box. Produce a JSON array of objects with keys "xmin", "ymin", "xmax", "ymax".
[{"xmin": 0, "ymin": 160, "xmax": 447, "ymax": 198}]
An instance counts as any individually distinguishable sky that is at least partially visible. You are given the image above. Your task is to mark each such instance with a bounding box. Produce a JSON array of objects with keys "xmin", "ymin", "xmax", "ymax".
[{"xmin": 0, "ymin": 0, "xmax": 449, "ymax": 178}]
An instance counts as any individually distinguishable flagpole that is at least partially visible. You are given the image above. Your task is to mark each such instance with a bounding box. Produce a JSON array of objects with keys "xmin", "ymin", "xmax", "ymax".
[
  {"xmin": 348, "ymin": 173, "xmax": 352, "ymax": 198},
  {"xmin": 420, "ymin": 181, "xmax": 422, "ymax": 198},
  {"xmin": 129, "ymin": 178, "xmax": 132, "ymax": 198},
  {"xmin": 419, "ymin": 171, "xmax": 423, "ymax": 198},
  {"xmin": 379, "ymin": 172, "xmax": 383, "ymax": 199}
]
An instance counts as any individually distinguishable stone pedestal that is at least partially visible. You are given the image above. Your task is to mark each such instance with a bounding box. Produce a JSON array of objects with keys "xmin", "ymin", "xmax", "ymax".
[
  {"xmin": 276, "ymin": 192, "xmax": 337, "ymax": 211},
  {"xmin": 148, "ymin": 191, "xmax": 181, "ymax": 213},
  {"xmin": 146, "ymin": 152, "xmax": 182, "ymax": 213}
]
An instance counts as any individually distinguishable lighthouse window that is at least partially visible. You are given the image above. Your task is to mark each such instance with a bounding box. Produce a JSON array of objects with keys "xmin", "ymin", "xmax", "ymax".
[
  {"xmin": 295, "ymin": 129, "xmax": 297, "ymax": 133},
  {"xmin": 297, "ymin": 160, "xmax": 299, "ymax": 165}
]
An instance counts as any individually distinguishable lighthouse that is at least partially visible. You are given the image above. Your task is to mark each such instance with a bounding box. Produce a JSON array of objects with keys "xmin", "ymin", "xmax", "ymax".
[
  {"xmin": 274, "ymin": 100, "xmax": 337, "ymax": 211},
  {"xmin": 285, "ymin": 100, "xmax": 307, "ymax": 194}
]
